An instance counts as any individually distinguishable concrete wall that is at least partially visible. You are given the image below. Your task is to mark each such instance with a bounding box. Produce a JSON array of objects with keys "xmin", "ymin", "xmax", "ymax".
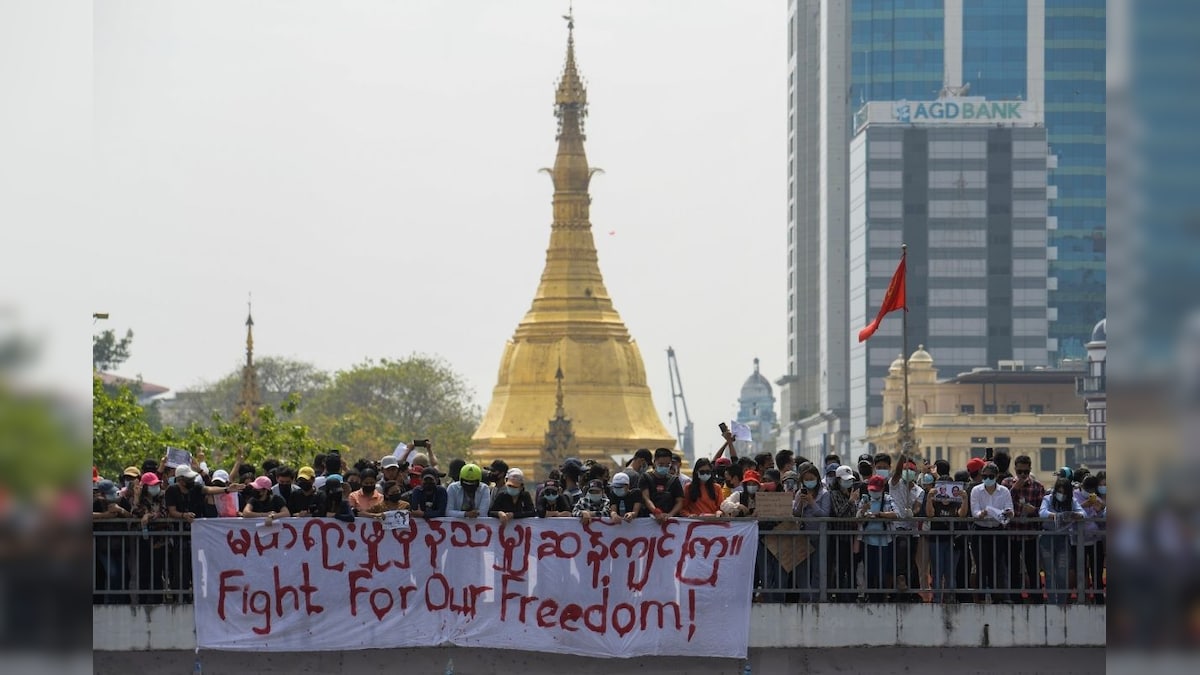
[
  {"xmin": 94, "ymin": 602, "xmax": 1105, "ymax": 673},
  {"xmin": 93, "ymin": 646, "xmax": 1105, "ymax": 675}
]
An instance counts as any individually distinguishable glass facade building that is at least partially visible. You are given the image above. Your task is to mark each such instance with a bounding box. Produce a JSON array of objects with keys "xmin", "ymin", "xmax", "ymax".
[{"xmin": 782, "ymin": 0, "xmax": 1104, "ymax": 455}]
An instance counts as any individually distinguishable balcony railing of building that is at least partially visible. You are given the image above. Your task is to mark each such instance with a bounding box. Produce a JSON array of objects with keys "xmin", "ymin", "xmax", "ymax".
[
  {"xmin": 92, "ymin": 517, "xmax": 1106, "ymax": 607},
  {"xmin": 1076, "ymin": 375, "xmax": 1106, "ymax": 395}
]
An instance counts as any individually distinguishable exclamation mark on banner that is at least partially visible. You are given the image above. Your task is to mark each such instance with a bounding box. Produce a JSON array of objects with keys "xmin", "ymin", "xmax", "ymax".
[{"xmin": 686, "ymin": 588, "xmax": 697, "ymax": 641}]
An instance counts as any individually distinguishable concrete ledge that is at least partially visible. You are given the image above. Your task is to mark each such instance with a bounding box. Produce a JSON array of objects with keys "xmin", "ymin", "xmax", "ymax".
[
  {"xmin": 747, "ymin": 603, "xmax": 1105, "ymax": 648},
  {"xmin": 95, "ymin": 603, "xmax": 1106, "ymax": 652}
]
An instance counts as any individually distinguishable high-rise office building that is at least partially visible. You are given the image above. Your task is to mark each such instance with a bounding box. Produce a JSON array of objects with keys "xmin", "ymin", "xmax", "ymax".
[
  {"xmin": 848, "ymin": 99, "xmax": 1051, "ymax": 442},
  {"xmin": 780, "ymin": 0, "xmax": 1103, "ymax": 457}
]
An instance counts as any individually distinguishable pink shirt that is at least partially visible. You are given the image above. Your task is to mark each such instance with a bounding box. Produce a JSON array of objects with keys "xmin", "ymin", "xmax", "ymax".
[{"xmin": 349, "ymin": 489, "xmax": 384, "ymax": 513}]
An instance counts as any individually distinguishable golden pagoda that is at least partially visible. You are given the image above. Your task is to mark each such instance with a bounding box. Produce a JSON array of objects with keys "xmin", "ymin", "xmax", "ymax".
[
  {"xmin": 236, "ymin": 299, "xmax": 262, "ymax": 424},
  {"xmin": 471, "ymin": 14, "xmax": 675, "ymax": 479}
]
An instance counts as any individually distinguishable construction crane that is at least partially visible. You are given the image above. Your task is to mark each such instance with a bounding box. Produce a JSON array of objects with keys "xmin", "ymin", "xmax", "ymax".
[{"xmin": 665, "ymin": 347, "xmax": 695, "ymax": 463}]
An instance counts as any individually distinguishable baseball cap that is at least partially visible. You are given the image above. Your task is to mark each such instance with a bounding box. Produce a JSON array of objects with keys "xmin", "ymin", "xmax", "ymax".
[
  {"xmin": 625, "ymin": 448, "xmax": 654, "ymax": 466},
  {"xmin": 251, "ymin": 476, "xmax": 272, "ymax": 490},
  {"xmin": 297, "ymin": 466, "xmax": 316, "ymax": 481},
  {"xmin": 714, "ymin": 457, "xmax": 733, "ymax": 467},
  {"xmin": 867, "ymin": 475, "xmax": 887, "ymax": 491},
  {"xmin": 824, "ymin": 462, "xmax": 839, "ymax": 476},
  {"xmin": 140, "ymin": 472, "xmax": 161, "ymax": 486},
  {"xmin": 487, "ymin": 459, "xmax": 509, "ymax": 474},
  {"xmin": 611, "ymin": 472, "xmax": 630, "ymax": 487},
  {"xmin": 421, "ymin": 466, "xmax": 442, "ymax": 480},
  {"xmin": 380, "ymin": 456, "xmax": 400, "ymax": 470},
  {"xmin": 1056, "ymin": 466, "xmax": 1073, "ymax": 480},
  {"xmin": 835, "ymin": 465, "xmax": 855, "ymax": 481},
  {"xmin": 175, "ymin": 466, "xmax": 198, "ymax": 480},
  {"xmin": 742, "ymin": 470, "xmax": 762, "ymax": 485},
  {"xmin": 123, "ymin": 466, "xmax": 141, "ymax": 479},
  {"xmin": 541, "ymin": 479, "xmax": 561, "ymax": 491},
  {"xmin": 586, "ymin": 479, "xmax": 606, "ymax": 492},
  {"xmin": 211, "ymin": 469, "xmax": 231, "ymax": 485},
  {"xmin": 325, "ymin": 473, "xmax": 343, "ymax": 484},
  {"xmin": 966, "ymin": 457, "xmax": 986, "ymax": 474},
  {"xmin": 903, "ymin": 460, "xmax": 918, "ymax": 470},
  {"xmin": 97, "ymin": 479, "xmax": 118, "ymax": 499},
  {"xmin": 505, "ymin": 468, "xmax": 525, "ymax": 483}
]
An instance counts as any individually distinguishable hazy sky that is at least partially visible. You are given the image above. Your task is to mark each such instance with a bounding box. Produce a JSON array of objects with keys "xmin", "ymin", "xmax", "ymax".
[{"xmin": 6, "ymin": 1, "xmax": 786, "ymax": 456}]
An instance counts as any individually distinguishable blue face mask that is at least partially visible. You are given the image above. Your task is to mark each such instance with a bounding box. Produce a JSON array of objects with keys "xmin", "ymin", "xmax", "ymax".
[
  {"xmin": 902, "ymin": 470, "xmax": 917, "ymax": 482},
  {"xmin": 983, "ymin": 478, "xmax": 997, "ymax": 488},
  {"xmin": 803, "ymin": 479, "xmax": 819, "ymax": 490},
  {"xmin": 875, "ymin": 469, "xmax": 890, "ymax": 480},
  {"xmin": 840, "ymin": 478, "xmax": 855, "ymax": 489},
  {"xmin": 655, "ymin": 466, "xmax": 669, "ymax": 476},
  {"xmin": 1097, "ymin": 486, "xmax": 1106, "ymax": 496},
  {"xmin": 613, "ymin": 487, "xmax": 627, "ymax": 498},
  {"xmin": 505, "ymin": 486, "xmax": 520, "ymax": 497},
  {"xmin": 921, "ymin": 474, "xmax": 935, "ymax": 485}
]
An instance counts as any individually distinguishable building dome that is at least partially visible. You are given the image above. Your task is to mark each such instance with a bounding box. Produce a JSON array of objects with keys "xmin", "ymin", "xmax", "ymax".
[
  {"xmin": 1091, "ymin": 318, "xmax": 1106, "ymax": 344},
  {"xmin": 740, "ymin": 358, "xmax": 773, "ymax": 400},
  {"xmin": 909, "ymin": 345, "xmax": 933, "ymax": 366},
  {"xmin": 888, "ymin": 354, "xmax": 905, "ymax": 375}
]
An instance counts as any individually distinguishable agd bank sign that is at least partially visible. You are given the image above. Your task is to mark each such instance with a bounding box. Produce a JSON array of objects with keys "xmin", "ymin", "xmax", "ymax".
[{"xmin": 855, "ymin": 98, "xmax": 1040, "ymax": 131}]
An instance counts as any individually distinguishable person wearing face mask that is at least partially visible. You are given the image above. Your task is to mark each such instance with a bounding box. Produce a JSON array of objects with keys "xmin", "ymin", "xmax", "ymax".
[
  {"xmin": 489, "ymin": 469, "xmax": 536, "ymax": 523},
  {"xmin": 242, "ymin": 476, "xmax": 291, "ymax": 525},
  {"xmin": 205, "ymin": 469, "xmax": 242, "ymax": 518},
  {"xmin": 315, "ymin": 474, "xmax": 354, "ymax": 522},
  {"xmin": 780, "ymin": 470, "xmax": 800, "ymax": 495},
  {"xmin": 347, "ymin": 468, "xmax": 384, "ymax": 515},
  {"xmin": 888, "ymin": 458, "xmax": 926, "ymax": 602},
  {"xmin": 825, "ymin": 465, "xmax": 861, "ymax": 602},
  {"xmin": 446, "ymin": 464, "xmax": 491, "ymax": 519},
  {"xmin": 359, "ymin": 481, "xmax": 410, "ymax": 520},
  {"xmin": 409, "ymin": 467, "xmax": 448, "ymax": 519},
  {"xmin": 1039, "ymin": 476, "xmax": 1084, "ymax": 604},
  {"xmin": 721, "ymin": 470, "xmax": 761, "ymax": 516},
  {"xmin": 927, "ymin": 472, "xmax": 962, "ymax": 603},
  {"xmin": 1076, "ymin": 474, "xmax": 1106, "ymax": 602},
  {"xmin": 1003, "ymin": 454, "xmax": 1046, "ymax": 604},
  {"xmin": 969, "ymin": 461, "xmax": 1014, "ymax": 602},
  {"xmin": 572, "ymin": 479, "xmax": 612, "ymax": 524},
  {"xmin": 681, "ymin": 459, "xmax": 720, "ymax": 517},
  {"xmin": 789, "ymin": 462, "xmax": 830, "ymax": 600},
  {"xmin": 129, "ymin": 472, "xmax": 169, "ymax": 603},
  {"xmin": 642, "ymin": 447, "xmax": 685, "ymax": 523},
  {"xmin": 608, "ymin": 471, "xmax": 645, "ymax": 521},
  {"xmin": 288, "ymin": 466, "xmax": 320, "ymax": 517},
  {"xmin": 857, "ymin": 475, "xmax": 899, "ymax": 600},
  {"xmin": 536, "ymin": 478, "xmax": 573, "ymax": 517},
  {"xmin": 873, "ymin": 453, "xmax": 893, "ymax": 486}
]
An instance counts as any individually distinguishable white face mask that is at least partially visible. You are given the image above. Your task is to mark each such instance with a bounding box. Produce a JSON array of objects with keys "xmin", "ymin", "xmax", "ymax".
[{"xmin": 745, "ymin": 485, "xmax": 759, "ymax": 494}]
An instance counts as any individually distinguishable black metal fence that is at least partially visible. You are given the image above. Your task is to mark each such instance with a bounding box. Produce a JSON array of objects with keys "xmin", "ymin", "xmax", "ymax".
[{"xmin": 91, "ymin": 517, "xmax": 1106, "ymax": 605}]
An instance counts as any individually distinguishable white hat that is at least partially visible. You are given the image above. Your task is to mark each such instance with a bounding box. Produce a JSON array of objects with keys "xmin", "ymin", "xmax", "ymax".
[
  {"xmin": 835, "ymin": 465, "xmax": 855, "ymax": 481},
  {"xmin": 314, "ymin": 476, "xmax": 327, "ymax": 490},
  {"xmin": 381, "ymin": 455, "xmax": 400, "ymax": 469},
  {"xmin": 211, "ymin": 469, "xmax": 231, "ymax": 484},
  {"xmin": 611, "ymin": 472, "xmax": 631, "ymax": 487},
  {"xmin": 505, "ymin": 468, "xmax": 525, "ymax": 483},
  {"xmin": 175, "ymin": 465, "xmax": 198, "ymax": 480}
]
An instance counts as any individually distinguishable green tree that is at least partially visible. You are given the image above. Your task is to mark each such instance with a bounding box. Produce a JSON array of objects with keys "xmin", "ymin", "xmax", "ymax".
[
  {"xmin": 299, "ymin": 355, "xmax": 481, "ymax": 462},
  {"xmin": 92, "ymin": 374, "xmax": 159, "ymax": 477},
  {"xmin": 93, "ymin": 329, "xmax": 134, "ymax": 372},
  {"xmin": 163, "ymin": 356, "xmax": 330, "ymax": 429}
]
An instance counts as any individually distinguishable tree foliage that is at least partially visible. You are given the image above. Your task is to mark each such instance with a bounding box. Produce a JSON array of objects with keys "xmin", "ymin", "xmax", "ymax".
[
  {"xmin": 93, "ymin": 329, "xmax": 134, "ymax": 372},
  {"xmin": 163, "ymin": 356, "xmax": 330, "ymax": 429},
  {"xmin": 299, "ymin": 355, "xmax": 481, "ymax": 461}
]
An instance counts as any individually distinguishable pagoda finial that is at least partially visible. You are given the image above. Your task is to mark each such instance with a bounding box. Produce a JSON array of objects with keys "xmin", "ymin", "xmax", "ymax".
[
  {"xmin": 237, "ymin": 293, "xmax": 262, "ymax": 422},
  {"xmin": 753, "ymin": 357, "xmax": 760, "ymax": 373},
  {"xmin": 554, "ymin": 359, "xmax": 566, "ymax": 418}
]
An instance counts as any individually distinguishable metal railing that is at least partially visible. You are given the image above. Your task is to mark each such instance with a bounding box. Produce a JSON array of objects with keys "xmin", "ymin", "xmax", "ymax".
[{"xmin": 91, "ymin": 517, "xmax": 1106, "ymax": 606}]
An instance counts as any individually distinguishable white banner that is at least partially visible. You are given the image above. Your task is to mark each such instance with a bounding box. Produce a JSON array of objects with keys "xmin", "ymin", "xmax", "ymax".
[{"xmin": 192, "ymin": 517, "xmax": 758, "ymax": 658}]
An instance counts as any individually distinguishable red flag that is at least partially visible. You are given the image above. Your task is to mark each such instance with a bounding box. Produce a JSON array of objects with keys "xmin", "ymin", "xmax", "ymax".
[{"xmin": 858, "ymin": 252, "xmax": 906, "ymax": 342}]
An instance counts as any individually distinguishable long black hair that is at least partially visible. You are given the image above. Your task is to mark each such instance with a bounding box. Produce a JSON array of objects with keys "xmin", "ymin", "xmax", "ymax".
[
  {"xmin": 1049, "ymin": 477, "xmax": 1075, "ymax": 512},
  {"xmin": 687, "ymin": 458, "xmax": 717, "ymax": 502}
]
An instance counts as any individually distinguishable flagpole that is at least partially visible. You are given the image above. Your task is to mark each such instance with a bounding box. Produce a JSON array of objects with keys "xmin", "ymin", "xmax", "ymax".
[{"xmin": 901, "ymin": 243, "xmax": 911, "ymax": 458}]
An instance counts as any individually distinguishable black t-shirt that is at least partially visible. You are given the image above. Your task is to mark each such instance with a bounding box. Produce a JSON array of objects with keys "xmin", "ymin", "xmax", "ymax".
[
  {"xmin": 536, "ymin": 494, "xmax": 572, "ymax": 517},
  {"xmin": 608, "ymin": 489, "xmax": 641, "ymax": 517},
  {"xmin": 288, "ymin": 489, "xmax": 320, "ymax": 516},
  {"xmin": 489, "ymin": 491, "xmax": 536, "ymax": 518},
  {"xmin": 247, "ymin": 494, "xmax": 287, "ymax": 514},
  {"xmin": 92, "ymin": 498, "xmax": 127, "ymax": 532},
  {"xmin": 642, "ymin": 472, "xmax": 684, "ymax": 512},
  {"xmin": 164, "ymin": 484, "xmax": 205, "ymax": 518}
]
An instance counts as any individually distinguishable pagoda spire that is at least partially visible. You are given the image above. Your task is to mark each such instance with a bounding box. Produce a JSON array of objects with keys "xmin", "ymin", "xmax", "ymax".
[{"xmin": 236, "ymin": 295, "xmax": 262, "ymax": 422}]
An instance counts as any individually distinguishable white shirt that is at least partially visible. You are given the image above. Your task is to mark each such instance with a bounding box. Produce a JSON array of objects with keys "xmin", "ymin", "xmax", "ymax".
[
  {"xmin": 889, "ymin": 481, "xmax": 925, "ymax": 529},
  {"xmin": 970, "ymin": 483, "xmax": 1013, "ymax": 527}
]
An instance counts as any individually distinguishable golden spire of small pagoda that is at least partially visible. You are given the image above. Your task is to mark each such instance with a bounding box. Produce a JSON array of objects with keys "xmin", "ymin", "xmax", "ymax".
[
  {"xmin": 236, "ymin": 295, "xmax": 262, "ymax": 422},
  {"xmin": 542, "ymin": 360, "xmax": 578, "ymax": 476}
]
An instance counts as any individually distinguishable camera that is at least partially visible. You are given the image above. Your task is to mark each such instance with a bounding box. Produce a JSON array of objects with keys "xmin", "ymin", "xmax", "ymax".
[
  {"xmin": 985, "ymin": 447, "xmax": 994, "ymax": 461},
  {"xmin": 801, "ymin": 487, "xmax": 809, "ymax": 495},
  {"xmin": 414, "ymin": 439, "xmax": 431, "ymax": 449},
  {"xmin": 718, "ymin": 422, "xmax": 729, "ymax": 434}
]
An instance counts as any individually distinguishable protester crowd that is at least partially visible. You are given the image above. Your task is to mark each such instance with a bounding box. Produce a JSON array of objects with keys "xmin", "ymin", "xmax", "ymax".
[{"xmin": 92, "ymin": 433, "xmax": 1105, "ymax": 606}]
